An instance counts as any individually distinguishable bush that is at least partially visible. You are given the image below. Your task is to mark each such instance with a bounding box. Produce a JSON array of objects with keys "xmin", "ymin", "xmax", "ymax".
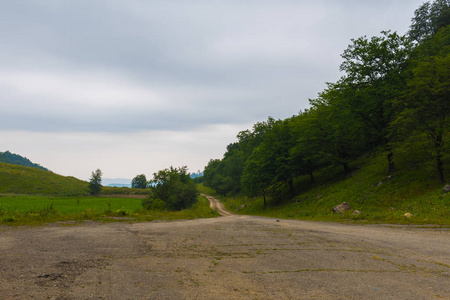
[
  {"xmin": 147, "ymin": 166, "xmax": 199, "ymax": 211},
  {"xmin": 142, "ymin": 197, "xmax": 166, "ymax": 210}
]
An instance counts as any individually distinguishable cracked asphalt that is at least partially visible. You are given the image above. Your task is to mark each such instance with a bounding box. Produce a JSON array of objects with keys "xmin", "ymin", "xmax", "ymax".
[{"xmin": 0, "ymin": 196, "xmax": 449, "ymax": 299}]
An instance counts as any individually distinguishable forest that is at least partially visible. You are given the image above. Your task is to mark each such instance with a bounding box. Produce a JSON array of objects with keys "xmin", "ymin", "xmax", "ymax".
[{"xmin": 202, "ymin": 0, "xmax": 450, "ymax": 206}]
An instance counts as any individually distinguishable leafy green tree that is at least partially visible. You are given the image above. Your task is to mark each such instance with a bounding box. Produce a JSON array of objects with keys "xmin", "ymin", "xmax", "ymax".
[
  {"xmin": 144, "ymin": 166, "xmax": 198, "ymax": 211},
  {"xmin": 241, "ymin": 145, "xmax": 275, "ymax": 207},
  {"xmin": 393, "ymin": 25, "xmax": 450, "ymax": 183},
  {"xmin": 340, "ymin": 31, "xmax": 413, "ymax": 174},
  {"xmin": 88, "ymin": 169, "xmax": 102, "ymax": 195},
  {"xmin": 132, "ymin": 174, "xmax": 148, "ymax": 189},
  {"xmin": 409, "ymin": 0, "xmax": 450, "ymax": 42}
]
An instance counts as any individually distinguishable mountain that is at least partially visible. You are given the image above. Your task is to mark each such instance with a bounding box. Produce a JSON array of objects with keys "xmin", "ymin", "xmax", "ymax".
[
  {"xmin": 190, "ymin": 171, "xmax": 203, "ymax": 179},
  {"xmin": 102, "ymin": 178, "xmax": 132, "ymax": 188},
  {"xmin": 0, "ymin": 151, "xmax": 49, "ymax": 171}
]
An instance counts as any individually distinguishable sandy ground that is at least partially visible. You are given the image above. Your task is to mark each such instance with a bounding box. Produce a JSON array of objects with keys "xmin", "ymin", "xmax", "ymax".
[{"xmin": 0, "ymin": 196, "xmax": 449, "ymax": 299}]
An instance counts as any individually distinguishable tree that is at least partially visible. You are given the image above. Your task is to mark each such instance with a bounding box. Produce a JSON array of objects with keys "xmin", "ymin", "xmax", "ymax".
[
  {"xmin": 393, "ymin": 25, "xmax": 450, "ymax": 183},
  {"xmin": 241, "ymin": 145, "xmax": 275, "ymax": 207},
  {"xmin": 132, "ymin": 174, "xmax": 148, "ymax": 189},
  {"xmin": 340, "ymin": 31, "xmax": 414, "ymax": 174},
  {"xmin": 144, "ymin": 166, "xmax": 198, "ymax": 211},
  {"xmin": 409, "ymin": 0, "xmax": 450, "ymax": 42},
  {"xmin": 89, "ymin": 169, "xmax": 102, "ymax": 195}
]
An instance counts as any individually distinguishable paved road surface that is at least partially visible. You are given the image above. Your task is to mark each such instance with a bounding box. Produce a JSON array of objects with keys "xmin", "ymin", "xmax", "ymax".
[{"xmin": 0, "ymin": 196, "xmax": 449, "ymax": 299}]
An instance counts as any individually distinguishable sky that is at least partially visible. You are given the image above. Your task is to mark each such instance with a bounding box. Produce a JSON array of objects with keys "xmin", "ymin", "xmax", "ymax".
[{"xmin": 1, "ymin": 0, "xmax": 424, "ymax": 181}]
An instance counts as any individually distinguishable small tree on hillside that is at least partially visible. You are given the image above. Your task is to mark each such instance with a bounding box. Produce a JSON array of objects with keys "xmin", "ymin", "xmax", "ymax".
[{"xmin": 89, "ymin": 169, "xmax": 102, "ymax": 195}]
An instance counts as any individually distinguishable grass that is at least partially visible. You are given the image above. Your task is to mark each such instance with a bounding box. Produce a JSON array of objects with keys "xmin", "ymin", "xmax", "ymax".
[
  {"xmin": 0, "ymin": 194, "xmax": 219, "ymax": 226},
  {"xmin": 212, "ymin": 150, "xmax": 450, "ymax": 225},
  {"xmin": 0, "ymin": 163, "xmax": 89, "ymax": 196}
]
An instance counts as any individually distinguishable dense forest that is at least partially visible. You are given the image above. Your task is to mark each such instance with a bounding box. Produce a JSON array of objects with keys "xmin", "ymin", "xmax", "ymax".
[{"xmin": 203, "ymin": 0, "xmax": 450, "ymax": 204}]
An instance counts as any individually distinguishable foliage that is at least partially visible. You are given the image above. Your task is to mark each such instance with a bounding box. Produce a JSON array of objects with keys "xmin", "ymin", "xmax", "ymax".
[
  {"xmin": 89, "ymin": 169, "xmax": 102, "ymax": 195},
  {"xmin": 0, "ymin": 151, "xmax": 49, "ymax": 171},
  {"xmin": 409, "ymin": 0, "xmax": 450, "ymax": 42},
  {"xmin": 143, "ymin": 166, "xmax": 198, "ymax": 211},
  {"xmin": 0, "ymin": 194, "xmax": 218, "ymax": 226},
  {"xmin": 131, "ymin": 174, "xmax": 148, "ymax": 189},
  {"xmin": 0, "ymin": 163, "xmax": 89, "ymax": 196},
  {"xmin": 202, "ymin": 2, "xmax": 450, "ymax": 212}
]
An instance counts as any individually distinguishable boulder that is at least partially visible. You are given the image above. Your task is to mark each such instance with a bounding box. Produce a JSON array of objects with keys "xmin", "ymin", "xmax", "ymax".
[
  {"xmin": 404, "ymin": 213, "xmax": 412, "ymax": 218},
  {"xmin": 353, "ymin": 210, "xmax": 361, "ymax": 215},
  {"xmin": 442, "ymin": 185, "xmax": 450, "ymax": 193},
  {"xmin": 332, "ymin": 202, "xmax": 352, "ymax": 213}
]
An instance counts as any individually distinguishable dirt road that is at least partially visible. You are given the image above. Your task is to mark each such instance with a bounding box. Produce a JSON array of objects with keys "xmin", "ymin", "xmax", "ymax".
[{"xmin": 1, "ymin": 196, "xmax": 449, "ymax": 299}]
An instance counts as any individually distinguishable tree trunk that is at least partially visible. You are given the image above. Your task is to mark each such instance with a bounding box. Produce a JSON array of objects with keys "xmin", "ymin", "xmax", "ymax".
[
  {"xmin": 288, "ymin": 179, "xmax": 294, "ymax": 196},
  {"xmin": 387, "ymin": 151, "xmax": 396, "ymax": 174},
  {"xmin": 435, "ymin": 134, "xmax": 445, "ymax": 184},
  {"xmin": 342, "ymin": 162, "xmax": 350, "ymax": 174},
  {"xmin": 309, "ymin": 170, "xmax": 315, "ymax": 183},
  {"xmin": 263, "ymin": 190, "xmax": 267, "ymax": 208}
]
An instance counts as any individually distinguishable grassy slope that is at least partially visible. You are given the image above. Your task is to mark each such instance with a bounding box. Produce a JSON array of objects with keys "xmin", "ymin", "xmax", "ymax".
[
  {"xmin": 0, "ymin": 163, "xmax": 90, "ymax": 196},
  {"xmin": 207, "ymin": 150, "xmax": 450, "ymax": 225}
]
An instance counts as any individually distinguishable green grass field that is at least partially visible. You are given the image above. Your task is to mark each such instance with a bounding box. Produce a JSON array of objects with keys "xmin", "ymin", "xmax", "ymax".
[{"xmin": 0, "ymin": 194, "xmax": 219, "ymax": 225}]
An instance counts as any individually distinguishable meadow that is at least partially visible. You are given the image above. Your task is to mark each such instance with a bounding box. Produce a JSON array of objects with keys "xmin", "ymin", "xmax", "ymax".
[{"xmin": 0, "ymin": 194, "xmax": 219, "ymax": 225}]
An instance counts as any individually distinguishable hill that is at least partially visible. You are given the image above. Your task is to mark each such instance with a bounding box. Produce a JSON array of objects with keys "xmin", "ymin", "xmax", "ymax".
[
  {"xmin": 0, "ymin": 163, "xmax": 89, "ymax": 196},
  {"xmin": 204, "ymin": 149, "xmax": 450, "ymax": 225},
  {"xmin": 0, "ymin": 151, "xmax": 49, "ymax": 171}
]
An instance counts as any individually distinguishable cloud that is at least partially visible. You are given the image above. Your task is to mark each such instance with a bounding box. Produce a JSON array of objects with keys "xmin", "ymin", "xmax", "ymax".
[{"xmin": 0, "ymin": 0, "xmax": 425, "ymax": 177}]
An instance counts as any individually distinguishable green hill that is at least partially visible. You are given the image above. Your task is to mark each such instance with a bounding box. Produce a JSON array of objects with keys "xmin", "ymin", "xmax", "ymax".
[
  {"xmin": 0, "ymin": 151, "xmax": 49, "ymax": 171},
  {"xmin": 0, "ymin": 163, "xmax": 89, "ymax": 196},
  {"xmin": 207, "ymin": 149, "xmax": 449, "ymax": 225}
]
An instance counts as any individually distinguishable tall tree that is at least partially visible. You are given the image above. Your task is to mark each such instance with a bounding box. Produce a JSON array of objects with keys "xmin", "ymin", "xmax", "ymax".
[
  {"xmin": 393, "ymin": 25, "xmax": 450, "ymax": 183},
  {"xmin": 340, "ymin": 31, "xmax": 413, "ymax": 173},
  {"xmin": 409, "ymin": 0, "xmax": 450, "ymax": 42},
  {"xmin": 89, "ymin": 169, "xmax": 102, "ymax": 195},
  {"xmin": 132, "ymin": 174, "xmax": 148, "ymax": 189}
]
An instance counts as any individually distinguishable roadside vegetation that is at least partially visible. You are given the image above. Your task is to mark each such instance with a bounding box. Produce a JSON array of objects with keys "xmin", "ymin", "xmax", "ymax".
[
  {"xmin": 200, "ymin": 1, "xmax": 450, "ymax": 225},
  {"xmin": 202, "ymin": 150, "xmax": 450, "ymax": 225},
  {"xmin": 0, "ymin": 194, "xmax": 218, "ymax": 226},
  {"xmin": 0, "ymin": 163, "xmax": 216, "ymax": 225}
]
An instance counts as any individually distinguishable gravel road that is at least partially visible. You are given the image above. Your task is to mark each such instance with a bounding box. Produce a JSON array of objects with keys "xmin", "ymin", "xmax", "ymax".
[{"xmin": 0, "ymin": 196, "xmax": 449, "ymax": 299}]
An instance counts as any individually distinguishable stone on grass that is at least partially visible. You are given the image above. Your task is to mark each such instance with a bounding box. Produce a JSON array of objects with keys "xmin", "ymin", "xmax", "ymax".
[
  {"xmin": 404, "ymin": 213, "xmax": 412, "ymax": 218},
  {"xmin": 353, "ymin": 210, "xmax": 361, "ymax": 215},
  {"xmin": 442, "ymin": 185, "xmax": 450, "ymax": 193},
  {"xmin": 332, "ymin": 202, "xmax": 352, "ymax": 213}
]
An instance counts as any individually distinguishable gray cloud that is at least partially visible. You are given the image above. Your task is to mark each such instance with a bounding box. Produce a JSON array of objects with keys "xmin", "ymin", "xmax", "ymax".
[{"xmin": 0, "ymin": 0, "xmax": 425, "ymax": 177}]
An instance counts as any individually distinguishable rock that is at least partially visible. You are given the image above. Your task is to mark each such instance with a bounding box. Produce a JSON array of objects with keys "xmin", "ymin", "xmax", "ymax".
[
  {"xmin": 239, "ymin": 204, "xmax": 247, "ymax": 209},
  {"xmin": 390, "ymin": 207, "xmax": 395, "ymax": 210},
  {"xmin": 404, "ymin": 213, "xmax": 412, "ymax": 218},
  {"xmin": 353, "ymin": 210, "xmax": 361, "ymax": 215},
  {"xmin": 442, "ymin": 185, "xmax": 450, "ymax": 193},
  {"xmin": 332, "ymin": 202, "xmax": 352, "ymax": 213}
]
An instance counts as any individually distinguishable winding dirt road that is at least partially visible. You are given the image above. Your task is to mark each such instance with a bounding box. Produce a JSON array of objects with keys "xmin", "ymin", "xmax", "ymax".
[{"xmin": 0, "ymin": 196, "xmax": 449, "ymax": 299}]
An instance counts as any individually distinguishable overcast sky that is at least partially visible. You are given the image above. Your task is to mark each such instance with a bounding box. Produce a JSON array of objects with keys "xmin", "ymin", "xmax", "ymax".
[{"xmin": 1, "ymin": 0, "xmax": 424, "ymax": 181}]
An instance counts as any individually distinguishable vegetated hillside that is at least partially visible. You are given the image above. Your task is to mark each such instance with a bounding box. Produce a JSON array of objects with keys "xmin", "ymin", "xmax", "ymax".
[
  {"xmin": 0, "ymin": 151, "xmax": 49, "ymax": 171},
  {"xmin": 212, "ymin": 148, "xmax": 450, "ymax": 225},
  {"xmin": 0, "ymin": 163, "xmax": 89, "ymax": 196},
  {"xmin": 201, "ymin": 2, "xmax": 450, "ymax": 224}
]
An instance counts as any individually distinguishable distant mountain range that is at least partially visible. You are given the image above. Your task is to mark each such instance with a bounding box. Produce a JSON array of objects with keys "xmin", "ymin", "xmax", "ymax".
[
  {"xmin": 0, "ymin": 151, "xmax": 49, "ymax": 172},
  {"xmin": 104, "ymin": 172, "xmax": 203, "ymax": 188}
]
